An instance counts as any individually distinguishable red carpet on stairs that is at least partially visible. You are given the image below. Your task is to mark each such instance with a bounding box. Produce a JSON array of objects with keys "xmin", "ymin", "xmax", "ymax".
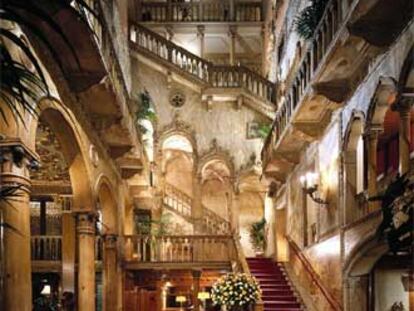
[{"xmin": 247, "ymin": 257, "xmax": 303, "ymax": 311}]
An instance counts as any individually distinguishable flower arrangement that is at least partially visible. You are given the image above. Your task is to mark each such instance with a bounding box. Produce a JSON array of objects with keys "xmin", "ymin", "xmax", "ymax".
[{"xmin": 211, "ymin": 273, "xmax": 261, "ymax": 310}]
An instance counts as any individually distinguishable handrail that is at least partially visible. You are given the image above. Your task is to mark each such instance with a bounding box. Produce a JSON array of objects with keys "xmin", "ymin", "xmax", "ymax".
[
  {"xmin": 137, "ymin": 0, "xmax": 263, "ymax": 23},
  {"xmin": 287, "ymin": 236, "xmax": 342, "ymax": 311},
  {"xmin": 163, "ymin": 182, "xmax": 231, "ymax": 234},
  {"xmin": 31, "ymin": 235, "xmax": 62, "ymax": 261},
  {"xmin": 263, "ymin": 0, "xmax": 342, "ymax": 160},
  {"xmin": 129, "ymin": 23, "xmax": 276, "ymax": 104},
  {"xmin": 124, "ymin": 234, "xmax": 236, "ymax": 263}
]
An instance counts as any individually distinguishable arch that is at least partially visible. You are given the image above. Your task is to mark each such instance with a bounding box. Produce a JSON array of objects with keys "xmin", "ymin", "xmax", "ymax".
[
  {"xmin": 398, "ymin": 45, "xmax": 414, "ymax": 91},
  {"xmin": 197, "ymin": 143, "xmax": 235, "ymax": 179},
  {"xmin": 29, "ymin": 97, "xmax": 94, "ymax": 211},
  {"xmin": 95, "ymin": 175, "xmax": 118, "ymax": 234},
  {"xmin": 157, "ymin": 120, "xmax": 198, "ymax": 157},
  {"xmin": 366, "ymin": 76, "xmax": 398, "ymax": 130}
]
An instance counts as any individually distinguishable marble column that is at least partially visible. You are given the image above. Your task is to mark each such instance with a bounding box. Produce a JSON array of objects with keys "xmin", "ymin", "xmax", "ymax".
[
  {"xmin": 192, "ymin": 173, "xmax": 203, "ymax": 233},
  {"xmin": 197, "ymin": 25, "xmax": 205, "ymax": 58},
  {"xmin": 396, "ymin": 99, "xmax": 412, "ymax": 175},
  {"xmin": 103, "ymin": 234, "xmax": 118, "ymax": 311},
  {"xmin": 192, "ymin": 270, "xmax": 202, "ymax": 311},
  {"xmin": 365, "ymin": 127, "xmax": 381, "ymax": 212},
  {"xmin": 261, "ymin": 24, "xmax": 267, "ymax": 76},
  {"xmin": 0, "ymin": 140, "xmax": 37, "ymax": 311},
  {"xmin": 230, "ymin": 190, "xmax": 240, "ymax": 235},
  {"xmin": 76, "ymin": 212, "xmax": 96, "ymax": 311},
  {"xmin": 228, "ymin": 26, "xmax": 237, "ymax": 65}
]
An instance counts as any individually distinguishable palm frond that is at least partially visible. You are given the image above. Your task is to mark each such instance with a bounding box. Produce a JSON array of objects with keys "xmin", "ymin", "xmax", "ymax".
[
  {"xmin": 295, "ymin": 0, "xmax": 329, "ymax": 40},
  {"xmin": 0, "ymin": 0, "xmax": 101, "ymax": 125}
]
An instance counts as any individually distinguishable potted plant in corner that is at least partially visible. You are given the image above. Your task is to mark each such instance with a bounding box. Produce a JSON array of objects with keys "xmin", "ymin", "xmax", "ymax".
[
  {"xmin": 211, "ymin": 273, "xmax": 261, "ymax": 311},
  {"xmin": 249, "ymin": 218, "xmax": 267, "ymax": 257}
]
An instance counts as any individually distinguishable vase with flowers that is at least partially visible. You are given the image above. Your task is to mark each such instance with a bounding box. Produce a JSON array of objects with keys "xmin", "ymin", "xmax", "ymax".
[{"xmin": 211, "ymin": 273, "xmax": 261, "ymax": 311}]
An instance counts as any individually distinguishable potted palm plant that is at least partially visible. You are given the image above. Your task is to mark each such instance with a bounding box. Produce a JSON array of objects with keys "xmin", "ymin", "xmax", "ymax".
[{"xmin": 249, "ymin": 218, "xmax": 267, "ymax": 257}]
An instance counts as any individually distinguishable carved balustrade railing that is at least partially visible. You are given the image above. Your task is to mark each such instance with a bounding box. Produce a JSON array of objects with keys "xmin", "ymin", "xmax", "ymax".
[
  {"xmin": 164, "ymin": 183, "xmax": 193, "ymax": 218},
  {"xmin": 264, "ymin": 0, "xmax": 342, "ymax": 157},
  {"xmin": 31, "ymin": 235, "xmax": 62, "ymax": 261},
  {"xmin": 130, "ymin": 23, "xmax": 276, "ymax": 104},
  {"xmin": 124, "ymin": 234, "xmax": 236, "ymax": 263},
  {"xmin": 201, "ymin": 207, "xmax": 231, "ymax": 234},
  {"xmin": 163, "ymin": 183, "xmax": 231, "ymax": 234},
  {"xmin": 31, "ymin": 235, "xmax": 104, "ymax": 261},
  {"xmin": 137, "ymin": 0, "xmax": 262, "ymax": 22}
]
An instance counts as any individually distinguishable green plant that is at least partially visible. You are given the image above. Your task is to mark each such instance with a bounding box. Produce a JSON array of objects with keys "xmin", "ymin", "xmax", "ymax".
[
  {"xmin": 257, "ymin": 123, "xmax": 271, "ymax": 139},
  {"xmin": 134, "ymin": 213, "xmax": 172, "ymax": 236},
  {"xmin": 295, "ymin": 0, "xmax": 329, "ymax": 40},
  {"xmin": 249, "ymin": 218, "xmax": 267, "ymax": 252},
  {"xmin": 370, "ymin": 174, "xmax": 413, "ymax": 253},
  {"xmin": 0, "ymin": 0, "xmax": 98, "ymax": 125},
  {"xmin": 211, "ymin": 273, "xmax": 261, "ymax": 309},
  {"xmin": 136, "ymin": 90, "xmax": 156, "ymax": 134}
]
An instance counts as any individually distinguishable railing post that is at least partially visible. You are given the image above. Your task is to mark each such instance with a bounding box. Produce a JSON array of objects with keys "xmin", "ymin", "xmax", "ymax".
[
  {"xmin": 167, "ymin": 0, "xmax": 172, "ymax": 21},
  {"xmin": 229, "ymin": 0, "xmax": 235, "ymax": 21}
]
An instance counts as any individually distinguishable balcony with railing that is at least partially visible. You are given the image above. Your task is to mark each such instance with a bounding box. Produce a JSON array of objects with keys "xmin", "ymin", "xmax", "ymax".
[
  {"xmin": 124, "ymin": 234, "xmax": 237, "ymax": 269},
  {"xmin": 135, "ymin": 0, "xmax": 263, "ymax": 23},
  {"xmin": 129, "ymin": 23, "xmax": 276, "ymax": 116},
  {"xmin": 262, "ymin": 0, "xmax": 412, "ymax": 179}
]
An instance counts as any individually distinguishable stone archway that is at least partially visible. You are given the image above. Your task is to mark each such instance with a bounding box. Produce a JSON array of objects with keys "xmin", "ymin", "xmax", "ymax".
[
  {"xmin": 343, "ymin": 110, "xmax": 366, "ymax": 223},
  {"xmin": 96, "ymin": 176, "xmax": 119, "ymax": 311},
  {"xmin": 30, "ymin": 99, "xmax": 96, "ymax": 311}
]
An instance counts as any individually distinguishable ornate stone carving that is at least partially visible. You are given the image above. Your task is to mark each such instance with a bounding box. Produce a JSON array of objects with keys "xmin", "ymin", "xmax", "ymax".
[
  {"xmin": 169, "ymin": 90, "xmax": 186, "ymax": 108},
  {"xmin": 198, "ymin": 139, "xmax": 235, "ymax": 178}
]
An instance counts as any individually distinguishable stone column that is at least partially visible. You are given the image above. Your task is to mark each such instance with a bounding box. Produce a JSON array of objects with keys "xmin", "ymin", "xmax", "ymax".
[
  {"xmin": 76, "ymin": 212, "xmax": 96, "ymax": 311},
  {"xmin": 165, "ymin": 25, "xmax": 174, "ymax": 41},
  {"xmin": 228, "ymin": 26, "xmax": 237, "ymax": 65},
  {"xmin": 61, "ymin": 210, "xmax": 76, "ymax": 293},
  {"xmin": 396, "ymin": 99, "xmax": 412, "ymax": 175},
  {"xmin": 103, "ymin": 234, "xmax": 118, "ymax": 311},
  {"xmin": 261, "ymin": 24, "xmax": 267, "ymax": 76},
  {"xmin": 192, "ymin": 270, "xmax": 202, "ymax": 311},
  {"xmin": 0, "ymin": 140, "xmax": 37, "ymax": 311},
  {"xmin": 230, "ymin": 190, "xmax": 240, "ymax": 234},
  {"xmin": 302, "ymin": 187, "xmax": 308, "ymax": 247},
  {"xmin": 365, "ymin": 127, "xmax": 381, "ymax": 212},
  {"xmin": 192, "ymin": 173, "xmax": 203, "ymax": 233},
  {"xmin": 197, "ymin": 25, "xmax": 205, "ymax": 58}
]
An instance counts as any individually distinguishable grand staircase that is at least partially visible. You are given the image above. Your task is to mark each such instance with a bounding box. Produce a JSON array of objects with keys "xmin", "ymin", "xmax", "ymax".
[
  {"xmin": 247, "ymin": 257, "xmax": 303, "ymax": 311},
  {"xmin": 163, "ymin": 182, "xmax": 231, "ymax": 234},
  {"xmin": 129, "ymin": 23, "xmax": 277, "ymax": 118}
]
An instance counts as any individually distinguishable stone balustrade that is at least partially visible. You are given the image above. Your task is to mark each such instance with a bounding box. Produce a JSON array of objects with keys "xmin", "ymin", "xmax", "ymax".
[
  {"xmin": 31, "ymin": 235, "xmax": 103, "ymax": 261},
  {"xmin": 130, "ymin": 23, "xmax": 276, "ymax": 104},
  {"xmin": 163, "ymin": 183, "xmax": 231, "ymax": 234},
  {"xmin": 137, "ymin": 0, "xmax": 263, "ymax": 22},
  {"xmin": 164, "ymin": 183, "xmax": 193, "ymax": 217},
  {"xmin": 124, "ymin": 234, "xmax": 236, "ymax": 263},
  {"xmin": 263, "ymin": 0, "xmax": 342, "ymax": 159},
  {"xmin": 31, "ymin": 235, "xmax": 62, "ymax": 261}
]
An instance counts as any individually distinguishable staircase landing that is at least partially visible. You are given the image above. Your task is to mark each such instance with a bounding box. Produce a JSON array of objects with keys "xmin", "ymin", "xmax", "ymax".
[{"xmin": 247, "ymin": 257, "xmax": 304, "ymax": 311}]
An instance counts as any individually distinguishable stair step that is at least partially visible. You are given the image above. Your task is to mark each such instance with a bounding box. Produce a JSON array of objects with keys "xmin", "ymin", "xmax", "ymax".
[{"xmin": 247, "ymin": 258, "xmax": 304, "ymax": 311}]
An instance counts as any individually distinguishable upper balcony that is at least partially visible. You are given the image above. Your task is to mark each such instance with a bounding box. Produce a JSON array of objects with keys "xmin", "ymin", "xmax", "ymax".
[
  {"xmin": 134, "ymin": 0, "xmax": 264, "ymax": 24},
  {"xmin": 262, "ymin": 0, "xmax": 413, "ymax": 181}
]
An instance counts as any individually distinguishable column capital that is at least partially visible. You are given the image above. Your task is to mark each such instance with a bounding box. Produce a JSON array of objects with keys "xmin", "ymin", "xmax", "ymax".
[
  {"xmin": 103, "ymin": 234, "xmax": 118, "ymax": 249},
  {"xmin": 228, "ymin": 25, "xmax": 238, "ymax": 37},
  {"xmin": 393, "ymin": 97, "xmax": 413, "ymax": 115},
  {"xmin": 364, "ymin": 124, "xmax": 383, "ymax": 139},
  {"xmin": 75, "ymin": 212, "xmax": 96, "ymax": 236},
  {"xmin": 197, "ymin": 25, "xmax": 205, "ymax": 37},
  {"xmin": 192, "ymin": 269, "xmax": 202, "ymax": 278},
  {"xmin": 0, "ymin": 137, "xmax": 39, "ymax": 169}
]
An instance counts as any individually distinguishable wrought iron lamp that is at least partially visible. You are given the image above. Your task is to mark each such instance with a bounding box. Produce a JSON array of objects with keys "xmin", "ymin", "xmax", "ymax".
[{"xmin": 300, "ymin": 172, "xmax": 328, "ymax": 205}]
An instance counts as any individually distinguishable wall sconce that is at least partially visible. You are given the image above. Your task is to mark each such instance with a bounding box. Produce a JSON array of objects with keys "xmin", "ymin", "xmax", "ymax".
[{"xmin": 300, "ymin": 172, "xmax": 328, "ymax": 205}]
